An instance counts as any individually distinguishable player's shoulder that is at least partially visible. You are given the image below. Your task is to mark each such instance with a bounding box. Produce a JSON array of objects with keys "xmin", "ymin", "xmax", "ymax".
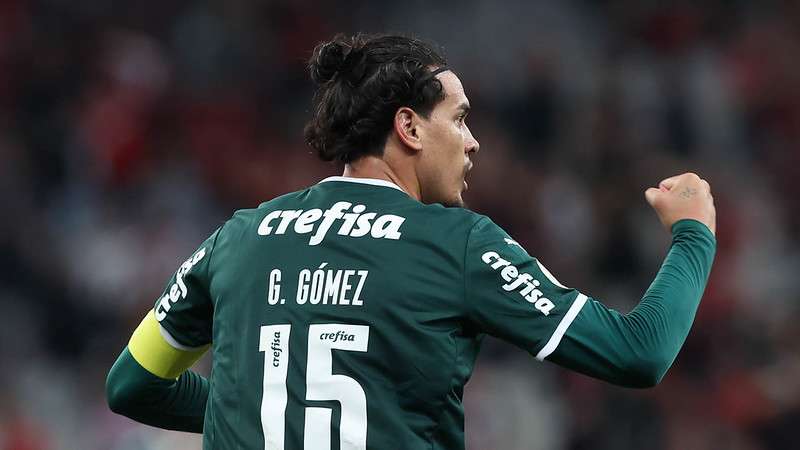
[
  {"xmin": 455, "ymin": 212, "xmax": 532, "ymax": 260},
  {"xmin": 415, "ymin": 202, "xmax": 487, "ymax": 230},
  {"xmin": 386, "ymin": 202, "xmax": 491, "ymax": 251},
  {"xmin": 219, "ymin": 188, "xmax": 314, "ymax": 235},
  {"xmin": 410, "ymin": 203, "xmax": 503, "ymax": 238}
]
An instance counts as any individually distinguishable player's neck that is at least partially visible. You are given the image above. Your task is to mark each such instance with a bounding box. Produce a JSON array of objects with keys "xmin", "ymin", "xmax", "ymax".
[{"xmin": 342, "ymin": 156, "xmax": 420, "ymax": 200}]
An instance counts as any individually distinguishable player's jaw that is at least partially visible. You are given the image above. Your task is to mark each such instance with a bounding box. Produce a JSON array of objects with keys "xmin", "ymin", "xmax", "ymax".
[{"xmin": 442, "ymin": 160, "xmax": 472, "ymax": 208}]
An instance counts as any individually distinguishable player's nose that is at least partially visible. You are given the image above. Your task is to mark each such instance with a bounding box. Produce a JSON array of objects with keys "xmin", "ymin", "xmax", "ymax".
[{"xmin": 465, "ymin": 126, "xmax": 479, "ymax": 155}]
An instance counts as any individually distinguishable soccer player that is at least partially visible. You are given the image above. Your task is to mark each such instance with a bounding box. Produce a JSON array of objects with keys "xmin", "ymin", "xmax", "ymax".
[{"xmin": 106, "ymin": 34, "xmax": 716, "ymax": 449}]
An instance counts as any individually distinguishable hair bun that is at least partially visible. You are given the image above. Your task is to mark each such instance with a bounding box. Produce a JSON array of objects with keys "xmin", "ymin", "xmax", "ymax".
[{"xmin": 309, "ymin": 38, "xmax": 350, "ymax": 84}]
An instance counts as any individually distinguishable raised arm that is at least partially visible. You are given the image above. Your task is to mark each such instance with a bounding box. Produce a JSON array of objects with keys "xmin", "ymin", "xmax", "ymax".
[
  {"xmin": 465, "ymin": 172, "xmax": 716, "ymax": 387},
  {"xmin": 548, "ymin": 173, "xmax": 716, "ymax": 386}
]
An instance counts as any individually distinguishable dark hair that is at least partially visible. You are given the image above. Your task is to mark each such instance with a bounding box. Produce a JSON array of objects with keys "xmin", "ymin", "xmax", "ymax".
[{"xmin": 304, "ymin": 33, "xmax": 448, "ymax": 163}]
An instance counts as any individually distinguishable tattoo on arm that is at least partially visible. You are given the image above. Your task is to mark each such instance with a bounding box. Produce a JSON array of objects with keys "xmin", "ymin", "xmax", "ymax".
[{"xmin": 679, "ymin": 187, "xmax": 698, "ymax": 199}]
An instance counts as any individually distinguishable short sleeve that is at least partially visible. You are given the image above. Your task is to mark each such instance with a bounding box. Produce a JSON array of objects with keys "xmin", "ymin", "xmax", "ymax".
[
  {"xmin": 464, "ymin": 218, "xmax": 587, "ymax": 360},
  {"xmin": 152, "ymin": 228, "xmax": 221, "ymax": 349}
]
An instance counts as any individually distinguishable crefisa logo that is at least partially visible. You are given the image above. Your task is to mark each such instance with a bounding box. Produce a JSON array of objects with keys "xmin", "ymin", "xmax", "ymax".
[
  {"xmin": 481, "ymin": 251, "xmax": 556, "ymax": 316},
  {"xmin": 257, "ymin": 201, "xmax": 406, "ymax": 246}
]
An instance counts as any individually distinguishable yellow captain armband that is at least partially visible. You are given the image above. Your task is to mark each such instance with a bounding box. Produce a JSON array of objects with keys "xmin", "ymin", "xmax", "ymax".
[{"xmin": 128, "ymin": 311, "xmax": 210, "ymax": 379}]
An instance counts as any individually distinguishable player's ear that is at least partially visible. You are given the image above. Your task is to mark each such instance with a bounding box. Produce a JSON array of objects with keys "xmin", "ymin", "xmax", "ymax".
[{"xmin": 394, "ymin": 107, "xmax": 423, "ymax": 152}]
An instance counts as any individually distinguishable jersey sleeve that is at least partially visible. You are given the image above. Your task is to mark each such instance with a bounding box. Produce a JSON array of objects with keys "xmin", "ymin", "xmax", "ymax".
[
  {"xmin": 152, "ymin": 228, "xmax": 221, "ymax": 349},
  {"xmin": 546, "ymin": 219, "xmax": 716, "ymax": 387},
  {"xmin": 464, "ymin": 217, "xmax": 587, "ymax": 360}
]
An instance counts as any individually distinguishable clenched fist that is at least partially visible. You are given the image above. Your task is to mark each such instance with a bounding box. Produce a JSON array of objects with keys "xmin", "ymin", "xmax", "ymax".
[{"xmin": 645, "ymin": 172, "xmax": 716, "ymax": 236}]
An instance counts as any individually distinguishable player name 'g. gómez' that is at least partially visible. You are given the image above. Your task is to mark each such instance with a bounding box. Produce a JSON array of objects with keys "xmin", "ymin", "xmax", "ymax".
[{"xmin": 257, "ymin": 201, "xmax": 406, "ymax": 246}]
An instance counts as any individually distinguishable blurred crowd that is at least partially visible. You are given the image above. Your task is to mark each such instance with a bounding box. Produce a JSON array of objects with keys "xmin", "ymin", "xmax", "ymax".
[{"xmin": 1, "ymin": 0, "xmax": 799, "ymax": 449}]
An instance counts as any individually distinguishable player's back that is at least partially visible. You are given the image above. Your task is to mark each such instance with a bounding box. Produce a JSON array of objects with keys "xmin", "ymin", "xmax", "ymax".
[{"xmin": 205, "ymin": 177, "xmax": 483, "ymax": 450}]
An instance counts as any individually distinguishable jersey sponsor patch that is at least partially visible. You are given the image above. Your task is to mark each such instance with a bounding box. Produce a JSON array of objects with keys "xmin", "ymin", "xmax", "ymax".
[
  {"xmin": 257, "ymin": 201, "xmax": 406, "ymax": 246},
  {"xmin": 481, "ymin": 251, "xmax": 556, "ymax": 316},
  {"xmin": 155, "ymin": 248, "xmax": 207, "ymax": 321}
]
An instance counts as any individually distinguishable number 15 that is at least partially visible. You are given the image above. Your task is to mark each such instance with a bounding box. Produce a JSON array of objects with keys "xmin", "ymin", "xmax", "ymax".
[{"xmin": 259, "ymin": 324, "xmax": 369, "ymax": 450}]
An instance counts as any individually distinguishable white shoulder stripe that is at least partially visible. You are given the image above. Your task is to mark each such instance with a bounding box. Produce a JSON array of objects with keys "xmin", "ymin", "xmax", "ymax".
[
  {"xmin": 159, "ymin": 324, "xmax": 207, "ymax": 352},
  {"xmin": 318, "ymin": 176, "xmax": 406, "ymax": 193},
  {"xmin": 535, "ymin": 293, "xmax": 588, "ymax": 361}
]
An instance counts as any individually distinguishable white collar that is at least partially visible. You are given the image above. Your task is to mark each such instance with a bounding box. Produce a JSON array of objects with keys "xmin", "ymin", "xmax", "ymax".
[{"xmin": 318, "ymin": 176, "xmax": 407, "ymax": 194}]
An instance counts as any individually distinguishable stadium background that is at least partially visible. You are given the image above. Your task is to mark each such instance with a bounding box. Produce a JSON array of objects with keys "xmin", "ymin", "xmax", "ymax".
[{"xmin": 1, "ymin": 0, "xmax": 799, "ymax": 449}]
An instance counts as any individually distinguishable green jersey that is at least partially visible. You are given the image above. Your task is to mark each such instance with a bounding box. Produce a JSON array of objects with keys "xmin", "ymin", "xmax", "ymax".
[{"xmin": 151, "ymin": 176, "xmax": 714, "ymax": 449}]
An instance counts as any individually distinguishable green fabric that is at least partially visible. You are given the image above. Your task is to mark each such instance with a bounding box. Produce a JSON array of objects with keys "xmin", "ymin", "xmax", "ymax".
[
  {"xmin": 181, "ymin": 181, "xmax": 490, "ymax": 450},
  {"xmin": 548, "ymin": 219, "xmax": 716, "ymax": 387},
  {"xmin": 464, "ymin": 216, "xmax": 594, "ymax": 356},
  {"xmin": 152, "ymin": 229, "xmax": 220, "ymax": 348},
  {"xmin": 112, "ymin": 174, "xmax": 715, "ymax": 448},
  {"xmin": 106, "ymin": 347, "xmax": 209, "ymax": 432},
  {"xmin": 149, "ymin": 178, "xmax": 591, "ymax": 450}
]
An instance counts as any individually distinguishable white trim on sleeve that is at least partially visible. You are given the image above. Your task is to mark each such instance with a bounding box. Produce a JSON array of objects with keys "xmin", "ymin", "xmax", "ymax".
[
  {"xmin": 535, "ymin": 293, "xmax": 588, "ymax": 361},
  {"xmin": 159, "ymin": 323, "xmax": 207, "ymax": 352}
]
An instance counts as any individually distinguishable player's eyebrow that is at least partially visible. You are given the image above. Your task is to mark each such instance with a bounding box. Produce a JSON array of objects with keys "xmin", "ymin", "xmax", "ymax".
[{"xmin": 455, "ymin": 102, "xmax": 471, "ymax": 115}]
